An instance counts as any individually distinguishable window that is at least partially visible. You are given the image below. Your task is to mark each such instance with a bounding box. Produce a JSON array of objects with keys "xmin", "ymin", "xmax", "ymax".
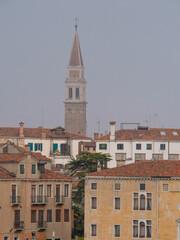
[
  {"xmin": 114, "ymin": 183, "xmax": 121, "ymax": 191},
  {"xmin": 91, "ymin": 197, "xmax": 97, "ymax": 209},
  {"xmin": 117, "ymin": 144, "xmax": 123, "ymax": 150},
  {"xmin": 140, "ymin": 183, "xmax": 145, "ymax": 191},
  {"xmin": 133, "ymin": 192, "xmax": 152, "ymax": 211},
  {"xmin": 140, "ymin": 194, "xmax": 145, "ymax": 210},
  {"xmin": 55, "ymin": 209, "xmax": 61, "ymax": 222},
  {"xmin": 91, "ymin": 183, "xmax": 97, "ymax": 190},
  {"xmin": 115, "ymin": 197, "xmax": 120, "ymax": 210},
  {"xmin": 133, "ymin": 220, "xmax": 152, "ymax": 238},
  {"xmin": 64, "ymin": 209, "xmax": 69, "ymax": 222},
  {"xmin": 32, "ymin": 164, "xmax": 36, "ymax": 174},
  {"xmin": 12, "ymin": 185, "xmax": 17, "ymax": 203},
  {"xmin": 161, "ymin": 131, "xmax": 166, "ymax": 135},
  {"xmin": 53, "ymin": 143, "xmax": 58, "ymax": 152},
  {"xmin": 76, "ymin": 88, "xmax": 79, "ymax": 99},
  {"xmin": 31, "ymin": 210, "xmax": 36, "ymax": 223},
  {"xmin": 38, "ymin": 164, "xmax": 45, "ymax": 173},
  {"xmin": 14, "ymin": 210, "xmax": 20, "ymax": 228},
  {"xmin": 133, "ymin": 220, "xmax": 138, "ymax": 238},
  {"xmin": 147, "ymin": 193, "xmax": 152, "ymax": 210},
  {"xmin": 20, "ymin": 164, "xmax": 24, "ymax": 174},
  {"xmin": 162, "ymin": 183, "xmax": 169, "ymax": 192},
  {"xmin": 14, "ymin": 236, "xmax": 19, "ymax": 240},
  {"xmin": 56, "ymin": 185, "xmax": 61, "ymax": 203},
  {"xmin": 91, "ymin": 224, "xmax": 97, "ymax": 236},
  {"xmin": 140, "ymin": 221, "xmax": 145, "ymax": 238},
  {"xmin": 99, "ymin": 144, "xmax": 107, "ymax": 150},
  {"xmin": 160, "ymin": 144, "xmax": 165, "ymax": 150},
  {"xmin": 64, "ymin": 184, "xmax": 69, "ymax": 197},
  {"xmin": 136, "ymin": 144, "xmax": 141, "ymax": 150},
  {"xmin": 114, "ymin": 225, "xmax": 120, "ymax": 237},
  {"xmin": 146, "ymin": 144, "xmax": 152, "ymax": 150},
  {"xmin": 4, "ymin": 237, "xmax": 9, "ymax": 240},
  {"xmin": 35, "ymin": 143, "xmax": 43, "ymax": 151},
  {"xmin": 28, "ymin": 143, "xmax": 33, "ymax": 151},
  {"xmin": 69, "ymin": 88, "xmax": 72, "ymax": 99},
  {"xmin": 47, "ymin": 209, "xmax": 52, "ymax": 222},
  {"xmin": 47, "ymin": 185, "xmax": 52, "ymax": 197},
  {"xmin": 133, "ymin": 193, "xmax": 138, "ymax": 210},
  {"xmin": 31, "ymin": 185, "xmax": 36, "ymax": 203},
  {"xmin": 173, "ymin": 131, "xmax": 178, "ymax": 136}
]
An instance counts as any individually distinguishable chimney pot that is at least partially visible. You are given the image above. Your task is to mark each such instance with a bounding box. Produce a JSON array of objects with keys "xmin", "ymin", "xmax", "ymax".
[
  {"xmin": 94, "ymin": 133, "xmax": 99, "ymax": 140},
  {"xmin": 19, "ymin": 122, "xmax": 24, "ymax": 138}
]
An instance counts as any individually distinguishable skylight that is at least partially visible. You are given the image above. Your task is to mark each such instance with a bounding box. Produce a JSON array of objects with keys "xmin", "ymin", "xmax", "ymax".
[
  {"xmin": 160, "ymin": 131, "xmax": 166, "ymax": 136},
  {"xmin": 173, "ymin": 131, "xmax": 178, "ymax": 136}
]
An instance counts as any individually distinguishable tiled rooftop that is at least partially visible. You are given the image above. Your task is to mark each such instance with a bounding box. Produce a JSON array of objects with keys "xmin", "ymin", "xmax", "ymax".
[
  {"xmin": 40, "ymin": 169, "xmax": 71, "ymax": 180},
  {"xmin": 97, "ymin": 128, "xmax": 180, "ymax": 141},
  {"xmin": 87, "ymin": 160, "xmax": 180, "ymax": 178}
]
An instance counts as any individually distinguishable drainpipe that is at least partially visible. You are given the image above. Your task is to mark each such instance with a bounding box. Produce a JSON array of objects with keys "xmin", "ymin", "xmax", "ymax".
[
  {"xmin": 168, "ymin": 141, "xmax": 169, "ymax": 160},
  {"xmin": 156, "ymin": 180, "xmax": 159, "ymax": 240}
]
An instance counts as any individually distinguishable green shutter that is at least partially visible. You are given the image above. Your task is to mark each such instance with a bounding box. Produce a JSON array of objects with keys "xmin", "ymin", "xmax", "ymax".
[
  {"xmin": 28, "ymin": 143, "xmax": 33, "ymax": 151},
  {"xmin": 53, "ymin": 144, "xmax": 58, "ymax": 152},
  {"xmin": 20, "ymin": 164, "xmax": 24, "ymax": 174},
  {"xmin": 32, "ymin": 164, "xmax": 36, "ymax": 174},
  {"xmin": 40, "ymin": 143, "xmax": 43, "ymax": 151},
  {"xmin": 35, "ymin": 144, "xmax": 37, "ymax": 151}
]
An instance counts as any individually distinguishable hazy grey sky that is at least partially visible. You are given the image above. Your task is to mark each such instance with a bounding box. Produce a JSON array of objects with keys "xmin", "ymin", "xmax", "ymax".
[{"xmin": 0, "ymin": 0, "xmax": 180, "ymax": 136}]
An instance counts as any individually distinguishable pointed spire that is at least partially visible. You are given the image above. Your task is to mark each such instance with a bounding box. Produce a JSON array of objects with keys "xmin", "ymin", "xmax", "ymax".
[{"xmin": 69, "ymin": 27, "xmax": 83, "ymax": 67}]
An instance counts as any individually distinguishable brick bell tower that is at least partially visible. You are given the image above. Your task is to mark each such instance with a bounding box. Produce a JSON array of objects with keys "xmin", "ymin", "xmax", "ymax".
[{"xmin": 64, "ymin": 24, "xmax": 87, "ymax": 136}]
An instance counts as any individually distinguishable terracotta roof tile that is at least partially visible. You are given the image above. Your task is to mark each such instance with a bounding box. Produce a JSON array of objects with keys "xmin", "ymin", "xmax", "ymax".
[
  {"xmin": 0, "ymin": 154, "xmax": 25, "ymax": 163},
  {"xmin": 87, "ymin": 160, "xmax": 180, "ymax": 178},
  {"xmin": 40, "ymin": 169, "xmax": 71, "ymax": 180},
  {"xmin": 0, "ymin": 167, "xmax": 15, "ymax": 179}
]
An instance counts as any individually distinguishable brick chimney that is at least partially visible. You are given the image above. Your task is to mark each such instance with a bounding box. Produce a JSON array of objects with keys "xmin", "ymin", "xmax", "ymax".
[
  {"xmin": 25, "ymin": 144, "xmax": 30, "ymax": 152},
  {"xmin": 19, "ymin": 122, "xmax": 24, "ymax": 138},
  {"xmin": 94, "ymin": 133, "xmax": 99, "ymax": 140},
  {"xmin": 110, "ymin": 121, "xmax": 116, "ymax": 141},
  {"xmin": 41, "ymin": 128, "xmax": 46, "ymax": 139}
]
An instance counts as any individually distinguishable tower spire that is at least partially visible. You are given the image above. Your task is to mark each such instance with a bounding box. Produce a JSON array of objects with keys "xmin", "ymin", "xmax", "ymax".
[{"xmin": 74, "ymin": 17, "xmax": 79, "ymax": 30}]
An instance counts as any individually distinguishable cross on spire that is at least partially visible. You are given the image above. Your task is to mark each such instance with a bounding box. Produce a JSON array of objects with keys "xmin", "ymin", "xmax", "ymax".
[{"xmin": 74, "ymin": 17, "xmax": 79, "ymax": 30}]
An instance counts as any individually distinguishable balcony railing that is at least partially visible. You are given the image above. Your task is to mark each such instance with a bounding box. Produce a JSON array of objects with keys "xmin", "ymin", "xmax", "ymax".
[
  {"xmin": 10, "ymin": 196, "xmax": 21, "ymax": 206},
  {"xmin": 55, "ymin": 195, "xmax": 64, "ymax": 205},
  {"xmin": 31, "ymin": 195, "xmax": 47, "ymax": 205},
  {"xmin": 37, "ymin": 221, "xmax": 46, "ymax": 230},
  {"xmin": 14, "ymin": 221, "xmax": 24, "ymax": 230}
]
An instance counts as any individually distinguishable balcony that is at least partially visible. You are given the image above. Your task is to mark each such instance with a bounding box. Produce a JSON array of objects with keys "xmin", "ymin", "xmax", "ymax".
[
  {"xmin": 10, "ymin": 196, "xmax": 21, "ymax": 206},
  {"xmin": 55, "ymin": 195, "xmax": 64, "ymax": 205},
  {"xmin": 31, "ymin": 196, "xmax": 47, "ymax": 205},
  {"xmin": 14, "ymin": 221, "xmax": 24, "ymax": 231},
  {"xmin": 37, "ymin": 221, "xmax": 46, "ymax": 231}
]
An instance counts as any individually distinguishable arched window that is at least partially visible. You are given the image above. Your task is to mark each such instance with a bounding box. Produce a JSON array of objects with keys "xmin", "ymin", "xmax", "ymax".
[
  {"xmin": 76, "ymin": 88, "xmax": 79, "ymax": 99},
  {"xmin": 69, "ymin": 88, "xmax": 72, "ymax": 99},
  {"xmin": 140, "ymin": 194, "xmax": 145, "ymax": 210},
  {"xmin": 140, "ymin": 222, "xmax": 145, "ymax": 238}
]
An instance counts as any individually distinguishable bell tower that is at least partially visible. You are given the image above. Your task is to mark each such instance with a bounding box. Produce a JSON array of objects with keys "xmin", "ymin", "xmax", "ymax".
[{"xmin": 64, "ymin": 25, "xmax": 87, "ymax": 136}]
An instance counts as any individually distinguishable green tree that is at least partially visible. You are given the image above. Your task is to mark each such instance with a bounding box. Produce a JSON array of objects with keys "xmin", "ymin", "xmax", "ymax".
[{"xmin": 69, "ymin": 151, "xmax": 111, "ymax": 237}]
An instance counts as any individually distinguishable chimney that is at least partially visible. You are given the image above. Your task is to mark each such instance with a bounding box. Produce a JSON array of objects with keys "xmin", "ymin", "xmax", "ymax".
[
  {"xmin": 19, "ymin": 122, "xmax": 24, "ymax": 138},
  {"xmin": 25, "ymin": 144, "xmax": 30, "ymax": 152},
  {"xmin": 100, "ymin": 133, "xmax": 103, "ymax": 138},
  {"xmin": 94, "ymin": 133, "xmax": 99, "ymax": 140},
  {"xmin": 110, "ymin": 121, "xmax": 116, "ymax": 141},
  {"xmin": 41, "ymin": 129, "xmax": 46, "ymax": 139}
]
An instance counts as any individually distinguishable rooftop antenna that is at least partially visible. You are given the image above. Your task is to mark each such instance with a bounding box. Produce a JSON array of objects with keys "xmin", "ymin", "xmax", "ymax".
[
  {"xmin": 97, "ymin": 119, "xmax": 100, "ymax": 135},
  {"xmin": 74, "ymin": 17, "xmax": 79, "ymax": 30}
]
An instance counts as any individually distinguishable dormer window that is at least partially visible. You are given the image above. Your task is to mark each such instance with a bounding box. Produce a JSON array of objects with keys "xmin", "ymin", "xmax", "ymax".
[
  {"xmin": 160, "ymin": 131, "xmax": 166, "ymax": 136},
  {"xmin": 173, "ymin": 131, "xmax": 178, "ymax": 136}
]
